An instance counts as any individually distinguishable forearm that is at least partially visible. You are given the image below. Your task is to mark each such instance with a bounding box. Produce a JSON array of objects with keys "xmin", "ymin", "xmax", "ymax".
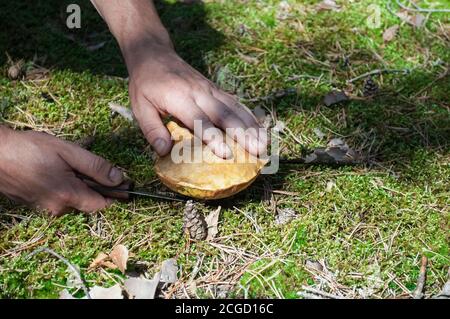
[{"xmin": 90, "ymin": 0, "xmax": 172, "ymax": 51}]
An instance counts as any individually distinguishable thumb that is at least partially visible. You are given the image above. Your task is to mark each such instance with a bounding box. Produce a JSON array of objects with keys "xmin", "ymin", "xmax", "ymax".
[
  {"xmin": 59, "ymin": 142, "xmax": 124, "ymax": 187},
  {"xmin": 133, "ymin": 97, "xmax": 173, "ymax": 156}
]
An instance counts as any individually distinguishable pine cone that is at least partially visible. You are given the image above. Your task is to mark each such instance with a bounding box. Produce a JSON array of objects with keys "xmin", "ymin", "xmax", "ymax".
[
  {"xmin": 363, "ymin": 77, "xmax": 379, "ymax": 97},
  {"xmin": 183, "ymin": 200, "xmax": 207, "ymax": 241}
]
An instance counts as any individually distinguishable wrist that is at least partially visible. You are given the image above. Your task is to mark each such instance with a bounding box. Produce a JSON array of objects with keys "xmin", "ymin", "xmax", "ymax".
[{"xmin": 119, "ymin": 29, "xmax": 173, "ymax": 59}]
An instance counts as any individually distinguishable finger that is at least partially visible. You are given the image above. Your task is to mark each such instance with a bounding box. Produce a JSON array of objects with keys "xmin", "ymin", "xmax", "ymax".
[
  {"xmin": 166, "ymin": 97, "xmax": 232, "ymax": 159},
  {"xmin": 67, "ymin": 179, "xmax": 113, "ymax": 213},
  {"xmin": 133, "ymin": 96, "xmax": 173, "ymax": 156},
  {"xmin": 212, "ymin": 90, "xmax": 262, "ymax": 132},
  {"xmin": 194, "ymin": 93, "xmax": 265, "ymax": 156},
  {"xmin": 59, "ymin": 142, "xmax": 123, "ymax": 187},
  {"xmin": 211, "ymin": 91, "xmax": 269, "ymax": 150}
]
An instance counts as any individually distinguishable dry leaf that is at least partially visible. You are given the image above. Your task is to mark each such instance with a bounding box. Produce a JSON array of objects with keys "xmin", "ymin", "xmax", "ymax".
[
  {"xmin": 102, "ymin": 261, "xmax": 119, "ymax": 270},
  {"xmin": 237, "ymin": 52, "xmax": 259, "ymax": 64},
  {"xmin": 89, "ymin": 284, "xmax": 123, "ymax": 299},
  {"xmin": 323, "ymin": 90, "xmax": 349, "ymax": 107},
  {"xmin": 410, "ymin": 14, "xmax": 426, "ymax": 28},
  {"xmin": 124, "ymin": 277, "xmax": 159, "ymax": 299},
  {"xmin": 205, "ymin": 206, "xmax": 221, "ymax": 240},
  {"xmin": 160, "ymin": 258, "xmax": 178, "ymax": 284},
  {"xmin": 252, "ymin": 106, "xmax": 266, "ymax": 123},
  {"xmin": 252, "ymin": 106, "xmax": 272, "ymax": 129},
  {"xmin": 275, "ymin": 208, "xmax": 297, "ymax": 225},
  {"xmin": 305, "ymin": 260, "xmax": 324, "ymax": 272},
  {"xmin": 436, "ymin": 280, "xmax": 450, "ymax": 299},
  {"xmin": 7, "ymin": 60, "xmax": 24, "ymax": 80},
  {"xmin": 383, "ymin": 25, "xmax": 399, "ymax": 42},
  {"xmin": 316, "ymin": 0, "xmax": 340, "ymax": 11},
  {"xmin": 313, "ymin": 128, "xmax": 326, "ymax": 139},
  {"xmin": 326, "ymin": 180, "xmax": 336, "ymax": 192},
  {"xmin": 277, "ymin": 1, "xmax": 292, "ymax": 20},
  {"xmin": 108, "ymin": 102, "xmax": 134, "ymax": 122},
  {"xmin": 88, "ymin": 252, "xmax": 109, "ymax": 269},
  {"xmin": 304, "ymin": 138, "xmax": 359, "ymax": 165},
  {"xmin": 109, "ymin": 244, "xmax": 129, "ymax": 274},
  {"xmin": 273, "ymin": 120, "xmax": 286, "ymax": 133}
]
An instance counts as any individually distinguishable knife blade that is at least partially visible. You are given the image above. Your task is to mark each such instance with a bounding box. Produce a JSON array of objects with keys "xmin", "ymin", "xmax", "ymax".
[{"xmin": 76, "ymin": 173, "xmax": 186, "ymax": 202}]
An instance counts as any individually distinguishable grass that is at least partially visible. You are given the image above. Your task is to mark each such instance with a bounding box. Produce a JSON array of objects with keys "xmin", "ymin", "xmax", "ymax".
[{"xmin": 0, "ymin": 0, "xmax": 449, "ymax": 298}]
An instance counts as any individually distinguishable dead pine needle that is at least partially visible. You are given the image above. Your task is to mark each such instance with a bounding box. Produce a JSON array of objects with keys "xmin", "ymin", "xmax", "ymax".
[
  {"xmin": 28, "ymin": 247, "xmax": 91, "ymax": 299},
  {"xmin": 347, "ymin": 68, "xmax": 410, "ymax": 83}
]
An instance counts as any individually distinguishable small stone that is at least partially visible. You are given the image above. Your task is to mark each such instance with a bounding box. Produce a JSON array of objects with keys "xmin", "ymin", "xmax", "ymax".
[{"xmin": 7, "ymin": 61, "xmax": 24, "ymax": 80}]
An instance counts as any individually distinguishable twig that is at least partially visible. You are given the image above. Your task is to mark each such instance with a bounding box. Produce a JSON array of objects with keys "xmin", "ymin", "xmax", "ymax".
[
  {"xmin": 394, "ymin": 0, "xmax": 450, "ymax": 13},
  {"xmin": 243, "ymin": 88, "xmax": 296, "ymax": 102},
  {"xmin": 297, "ymin": 291, "xmax": 325, "ymax": 299},
  {"xmin": 413, "ymin": 255, "xmax": 428, "ymax": 299},
  {"xmin": 347, "ymin": 68, "xmax": 410, "ymax": 83},
  {"xmin": 28, "ymin": 247, "xmax": 91, "ymax": 299},
  {"xmin": 301, "ymin": 285, "xmax": 346, "ymax": 299}
]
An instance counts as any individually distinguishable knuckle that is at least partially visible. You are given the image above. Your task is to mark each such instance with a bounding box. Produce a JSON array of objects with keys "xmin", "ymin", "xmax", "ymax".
[
  {"xmin": 90, "ymin": 155, "xmax": 111, "ymax": 174},
  {"xmin": 141, "ymin": 123, "xmax": 161, "ymax": 139},
  {"xmin": 216, "ymin": 108, "xmax": 234, "ymax": 126}
]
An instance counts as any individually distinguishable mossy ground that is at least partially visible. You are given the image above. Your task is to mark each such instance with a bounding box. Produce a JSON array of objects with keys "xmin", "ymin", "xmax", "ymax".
[{"xmin": 0, "ymin": 0, "xmax": 448, "ymax": 298}]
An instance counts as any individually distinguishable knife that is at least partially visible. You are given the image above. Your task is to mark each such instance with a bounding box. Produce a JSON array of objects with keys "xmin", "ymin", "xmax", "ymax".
[{"xmin": 76, "ymin": 174, "xmax": 187, "ymax": 202}]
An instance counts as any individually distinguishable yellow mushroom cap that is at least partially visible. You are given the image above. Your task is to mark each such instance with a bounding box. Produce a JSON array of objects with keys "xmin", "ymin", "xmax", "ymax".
[{"xmin": 155, "ymin": 121, "xmax": 267, "ymax": 199}]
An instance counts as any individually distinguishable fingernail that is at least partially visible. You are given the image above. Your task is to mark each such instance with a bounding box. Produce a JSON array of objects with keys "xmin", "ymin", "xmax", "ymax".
[
  {"xmin": 218, "ymin": 142, "xmax": 232, "ymax": 159},
  {"xmin": 154, "ymin": 138, "xmax": 168, "ymax": 155},
  {"xmin": 109, "ymin": 167, "xmax": 123, "ymax": 183}
]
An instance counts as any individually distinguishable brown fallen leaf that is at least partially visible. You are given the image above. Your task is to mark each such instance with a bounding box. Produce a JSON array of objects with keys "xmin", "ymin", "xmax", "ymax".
[
  {"xmin": 7, "ymin": 60, "xmax": 25, "ymax": 80},
  {"xmin": 88, "ymin": 252, "xmax": 109, "ymax": 269},
  {"xmin": 109, "ymin": 244, "xmax": 129, "ymax": 274},
  {"xmin": 323, "ymin": 90, "xmax": 349, "ymax": 107},
  {"xmin": 396, "ymin": 10, "xmax": 426, "ymax": 28},
  {"xmin": 383, "ymin": 25, "xmax": 399, "ymax": 42},
  {"xmin": 303, "ymin": 138, "xmax": 359, "ymax": 165},
  {"xmin": 205, "ymin": 206, "xmax": 221, "ymax": 240},
  {"xmin": 305, "ymin": 260, "xmax": 324, "ymax": 272},
  {"xmin": 409, "ymin": 14, "xmax": 426, "ymax": 28},
  {"xmin": 102, "ymin": 261, "xmax": 119, "ymax": 270}
]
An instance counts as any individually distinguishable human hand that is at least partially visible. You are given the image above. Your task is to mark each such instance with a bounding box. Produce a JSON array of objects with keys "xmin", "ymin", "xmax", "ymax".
[
  {"xmin": 123, "ymin": 41, "xmax": 267, "ymax": 158},
  {"xmin": 0, "ymin": 128, "xmax": 124, "ymax": 216}
]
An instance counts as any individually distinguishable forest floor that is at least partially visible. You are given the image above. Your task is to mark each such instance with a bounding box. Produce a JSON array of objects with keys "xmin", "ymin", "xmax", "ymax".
[{"xmin": 0, "ymin": 0, "xmax": 448, "ymax": 298}]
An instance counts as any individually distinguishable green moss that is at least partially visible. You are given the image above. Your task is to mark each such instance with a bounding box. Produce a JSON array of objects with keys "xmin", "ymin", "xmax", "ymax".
[{"xmin": 1, "ymin": 0, "xmax": 449, "ymax": 298}]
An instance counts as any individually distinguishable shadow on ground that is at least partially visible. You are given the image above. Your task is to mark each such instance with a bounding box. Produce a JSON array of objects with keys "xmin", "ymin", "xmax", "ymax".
[{"xmin": 0, "ymin": 0, "xmax": 223, "ymax": 76}]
